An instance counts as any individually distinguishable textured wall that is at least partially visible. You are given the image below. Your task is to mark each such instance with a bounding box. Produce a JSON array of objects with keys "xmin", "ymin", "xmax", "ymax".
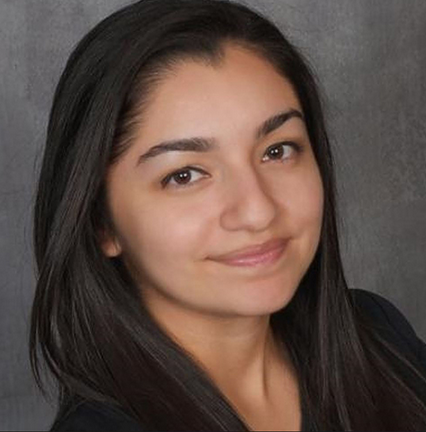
[{"xmin": 1, "ymin": 0, "xmax": 425, "ymax": 430}]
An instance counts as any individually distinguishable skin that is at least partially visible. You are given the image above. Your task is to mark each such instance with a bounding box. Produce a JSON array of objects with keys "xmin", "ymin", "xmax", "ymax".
[{"xmin": 102, "ymin": 44, "xmax": 324, "ymax": 430}]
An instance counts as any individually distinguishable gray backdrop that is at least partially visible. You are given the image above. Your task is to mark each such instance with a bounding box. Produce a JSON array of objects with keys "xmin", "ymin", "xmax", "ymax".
[{"xmin": 1, "ymin": 0, "xmax": 425, "ymax": 430}]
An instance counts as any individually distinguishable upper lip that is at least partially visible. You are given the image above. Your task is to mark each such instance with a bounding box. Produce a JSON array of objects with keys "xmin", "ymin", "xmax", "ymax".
[{"xmin": 211, "ymin": 237, "xmax": 288, "ymax": 261}]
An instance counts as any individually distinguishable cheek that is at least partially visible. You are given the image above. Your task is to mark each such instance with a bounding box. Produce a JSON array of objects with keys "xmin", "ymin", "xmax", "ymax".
[
  {"xmin": 272, "ymin": 166, "xmax": 324, "ymax": 283},
  {"xmin": 298, "ymin": 173, "xmax": 324, "ymax": 229},
  {"xmin": 277, "ymin": 164, "xmax": 324, "ymax": 231},
  {"xmin": 121, "ymin": 198, "xmax": 210, "ymax": 272},
  {"xmin": 277, "ymin": 165, "xmax": 324, "ymax": 269},
  {"xmin": 297, "ymin": 169, "xmax": 324, "ymax": 261}
]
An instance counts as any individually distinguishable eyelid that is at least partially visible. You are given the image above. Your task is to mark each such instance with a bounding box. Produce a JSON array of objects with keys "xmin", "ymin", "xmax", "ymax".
[
  {"xmin": 160, "ymin": 166, "xmax": 207, "ymax": 189},
  {"xmin": 160, "ymin": 141, "xmax": 304, "ymax": 189},
  {"xmin": 263, "ymin": 141, "xmax": 303, "ymax": 160}
]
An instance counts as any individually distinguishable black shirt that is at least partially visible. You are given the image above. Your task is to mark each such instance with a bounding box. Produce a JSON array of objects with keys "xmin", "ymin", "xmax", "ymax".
[{"xmin": 51, "ymin": 288, "xmax": 426, "ymax": 431}]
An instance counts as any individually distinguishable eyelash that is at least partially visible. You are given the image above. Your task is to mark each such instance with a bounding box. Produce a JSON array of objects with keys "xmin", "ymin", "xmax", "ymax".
[{"xmin": 160, "ymin": 141, "xmax": 303, "ymax": 189}]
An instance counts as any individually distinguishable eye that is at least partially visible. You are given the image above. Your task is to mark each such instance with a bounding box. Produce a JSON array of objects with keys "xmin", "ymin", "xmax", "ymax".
[
  {"xmin": 161, "ymin": 166, "xmax": 207, "ymax": 189},
  {"xmin": 261, "ymin": 141, "xmax": 303, "ymax": 163},
  {"xmin": 161, "ymin": 142, "xmax": 303, "ymax": 190}
]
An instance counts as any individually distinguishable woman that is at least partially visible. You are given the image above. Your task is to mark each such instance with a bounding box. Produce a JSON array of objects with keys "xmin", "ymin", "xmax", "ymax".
[{"xmin": 29, "ymin": 0, "xmax": 426, "ymax": 430}]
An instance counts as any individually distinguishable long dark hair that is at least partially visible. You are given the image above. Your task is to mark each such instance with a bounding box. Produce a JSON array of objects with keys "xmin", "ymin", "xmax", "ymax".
[{"xmin": 30, "ymin": 0, "xmax": 426, "ymax": 430}]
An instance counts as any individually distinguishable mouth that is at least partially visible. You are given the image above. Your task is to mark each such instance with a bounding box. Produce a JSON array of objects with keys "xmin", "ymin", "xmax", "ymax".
[{"xmin": 209, "ymin": 238, "xmax": 289, "ymax": 268}]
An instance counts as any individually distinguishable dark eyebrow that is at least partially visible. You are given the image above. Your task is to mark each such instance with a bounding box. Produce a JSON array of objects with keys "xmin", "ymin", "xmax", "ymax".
[{"xmin": 136, "ymin": 108, "xmax": 304, "ymax": 166}]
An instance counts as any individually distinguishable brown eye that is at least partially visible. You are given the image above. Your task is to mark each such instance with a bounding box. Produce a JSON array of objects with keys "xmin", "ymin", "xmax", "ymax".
[
  {"xmin": 172, "ymin": 170, "xmax": 191, "ymax": 184},
  {"xmin": 262, "ymin": 142, "xmax": 302, "ymax": 162},
  {"xmin": 161, "ymin": 166, "xmax": 207, "ymax": 189}
]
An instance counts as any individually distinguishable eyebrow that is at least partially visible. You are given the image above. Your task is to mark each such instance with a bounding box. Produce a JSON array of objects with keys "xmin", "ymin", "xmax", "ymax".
[{"xmin": 136, "ymin": 108, "xmax": 304, "ymax": 166}]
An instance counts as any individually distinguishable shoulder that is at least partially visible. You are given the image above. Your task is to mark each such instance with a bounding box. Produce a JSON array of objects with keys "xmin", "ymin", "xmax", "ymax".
[
  {"xmin": 50, "ymin": 400, "xmax": 146, "ymax": 432},
  {"xmin": 349, "ymin": 288, "xmax": 426, "ymax": 369}
]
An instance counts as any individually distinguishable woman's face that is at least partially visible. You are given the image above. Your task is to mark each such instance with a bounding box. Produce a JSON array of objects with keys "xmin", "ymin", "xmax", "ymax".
[{"xmin": 102, "ymin": 44, "xmax": 324, "ymax": 319}]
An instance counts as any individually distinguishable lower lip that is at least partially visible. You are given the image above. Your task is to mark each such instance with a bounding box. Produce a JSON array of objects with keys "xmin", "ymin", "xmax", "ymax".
[{"xmin": 212, "ymin": 242, "xmax": 288, "ymax": 267}]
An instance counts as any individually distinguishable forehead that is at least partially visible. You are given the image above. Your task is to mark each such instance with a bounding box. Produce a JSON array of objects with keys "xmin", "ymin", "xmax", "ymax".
[{"xmin": 138, "ymin": 45, "xmax": 302, "ymax": 138}]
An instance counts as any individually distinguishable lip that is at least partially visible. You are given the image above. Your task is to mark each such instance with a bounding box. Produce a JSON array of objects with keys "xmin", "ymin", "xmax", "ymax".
[{"xmin": 210, "ymin": 238, "xmax": 289, "ymax": 266}]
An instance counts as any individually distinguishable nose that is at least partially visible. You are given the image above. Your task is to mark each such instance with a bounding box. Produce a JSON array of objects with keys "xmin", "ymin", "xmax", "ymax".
[{"xmin": 219, "ymin": 165, "xmax": 278, "ymax": 232}]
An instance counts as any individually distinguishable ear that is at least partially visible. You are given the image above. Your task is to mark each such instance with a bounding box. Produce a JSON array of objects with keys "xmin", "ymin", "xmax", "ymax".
[{"xmin": 99, "ymin": 229, "xmax": 123, "ymax": 257}]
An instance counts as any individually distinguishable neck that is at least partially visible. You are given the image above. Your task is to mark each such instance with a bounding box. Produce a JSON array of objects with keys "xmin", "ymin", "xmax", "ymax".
[{"xmin": 148, "ymin": 300, "xmax": 287, "ymax": 407}]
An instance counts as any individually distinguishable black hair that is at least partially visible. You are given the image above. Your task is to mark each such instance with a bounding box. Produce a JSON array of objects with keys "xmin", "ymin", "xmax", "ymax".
[{"xmin": 30, "ymin": 0, "xmax": 426, "ymax": 430}]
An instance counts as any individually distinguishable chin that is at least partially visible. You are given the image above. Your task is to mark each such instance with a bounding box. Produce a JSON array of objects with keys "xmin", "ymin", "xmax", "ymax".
[{"xmin": 227, "ymin": 284, "xmax": 297, "ymax": 317}]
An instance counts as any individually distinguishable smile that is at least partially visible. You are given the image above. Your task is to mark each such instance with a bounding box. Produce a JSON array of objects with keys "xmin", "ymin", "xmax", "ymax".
[{"xmin": 210, "ymin": 240, "xmax": 288, "ymax": 268}]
